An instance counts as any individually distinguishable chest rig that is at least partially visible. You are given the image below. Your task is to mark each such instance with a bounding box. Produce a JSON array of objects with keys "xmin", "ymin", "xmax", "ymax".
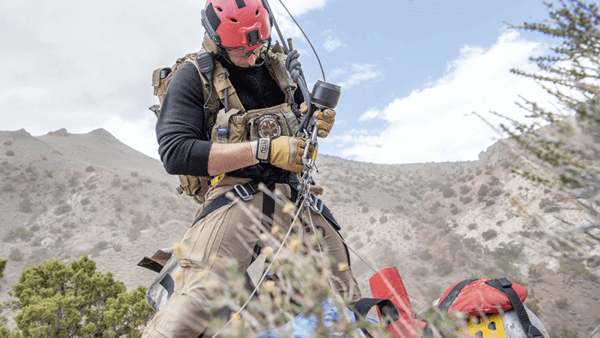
[
  {"xmin": 177, "ymin": 39, "xmax": 300, "ymax": 203},
  {"xmin": 204, "ymin": 50, "xmax": 299, "ymax": 143}
]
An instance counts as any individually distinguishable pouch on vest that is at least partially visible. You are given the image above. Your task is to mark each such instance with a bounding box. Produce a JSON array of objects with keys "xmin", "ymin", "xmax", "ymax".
[
  {"xmin": 150, "ymin": 52, "xmax": 202, "ymax": 117},
  {"xmin": 151, "ymin": 49, "xmax": 219, "ymax": 204},
  {"xmin": 211, "ymin": 108, "xmax": 246, "ymax": 143},
  {"xmin": 176, "ymin": 175, "xmax": 211, "ymax": 204}
]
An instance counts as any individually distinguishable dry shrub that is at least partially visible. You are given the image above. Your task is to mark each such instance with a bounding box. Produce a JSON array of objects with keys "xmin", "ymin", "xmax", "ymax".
[
  {"xmin": 54, "ymin": 203, "xmax": 72, "ymax": 215},
  {"xmin": 9, "ymin": 248, "xmax": 24, "ymax": 261},
  {"xmin": 554, "ymin": 297, "xmax": 569, "ymax": 309},
  {"xmin": 187, "ymin": 190, "xmax": 381, "ymax": 337}
]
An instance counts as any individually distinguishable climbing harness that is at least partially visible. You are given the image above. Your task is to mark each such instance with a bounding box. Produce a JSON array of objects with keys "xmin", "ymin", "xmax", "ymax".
[{"xmin": 209, "ymin": 193, "xmax": 304, "ymax": 338}]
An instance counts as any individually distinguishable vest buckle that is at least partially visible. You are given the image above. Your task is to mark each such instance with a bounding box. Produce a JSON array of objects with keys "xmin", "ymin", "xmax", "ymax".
[{"xmin": 234, "ymin": 183, "xmax": 253, "ymax": 201}]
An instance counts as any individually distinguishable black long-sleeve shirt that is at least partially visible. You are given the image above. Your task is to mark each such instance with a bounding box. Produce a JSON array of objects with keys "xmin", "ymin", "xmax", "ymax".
[{"xmin": 156, "ymin": 55, "xmax": 302, "ymax": 177}]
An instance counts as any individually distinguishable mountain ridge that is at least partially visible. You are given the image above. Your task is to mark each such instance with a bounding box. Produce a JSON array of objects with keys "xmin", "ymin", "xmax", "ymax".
[{"xmin": 0, "ymin": 128, "xmax": 598, "ymax": 336}]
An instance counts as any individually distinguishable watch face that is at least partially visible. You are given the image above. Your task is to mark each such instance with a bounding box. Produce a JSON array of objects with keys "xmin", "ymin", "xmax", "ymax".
[{"xmin": 255, "ymin": 114, "xmax": 282, "ymax": 138}]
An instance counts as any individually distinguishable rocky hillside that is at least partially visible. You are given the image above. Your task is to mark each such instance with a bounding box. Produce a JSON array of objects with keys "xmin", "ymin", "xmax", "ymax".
[
  {"xmin": 0, "ymin": 128, "xmax": 598, "ymax": 337},
  {"xmin": 0, "ymin": 128, "xmax": 197, "ymax": 328}
]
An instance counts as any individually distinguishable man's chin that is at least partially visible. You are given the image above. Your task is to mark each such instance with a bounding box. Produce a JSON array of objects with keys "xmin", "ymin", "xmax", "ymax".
[{"xmin": 231, "ymin": 54, "xmax": 257, "ymax": 68}]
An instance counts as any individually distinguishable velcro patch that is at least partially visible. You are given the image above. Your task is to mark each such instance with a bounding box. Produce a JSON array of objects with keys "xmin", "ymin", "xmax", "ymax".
[{"xmin": 255, "ymin": 114, "xmax": 282, "ymax": 138}]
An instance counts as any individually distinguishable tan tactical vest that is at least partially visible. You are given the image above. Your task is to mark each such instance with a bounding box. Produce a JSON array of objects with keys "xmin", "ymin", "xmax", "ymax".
[{"xmin": 151, "ymin": 37, "xmax": 299, "ymax": 203}]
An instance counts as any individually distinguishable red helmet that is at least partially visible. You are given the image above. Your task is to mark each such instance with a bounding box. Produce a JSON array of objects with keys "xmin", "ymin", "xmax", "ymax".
[{"xmin": 201, "ymin": 0, "xmax": 272, "ymax": 51}]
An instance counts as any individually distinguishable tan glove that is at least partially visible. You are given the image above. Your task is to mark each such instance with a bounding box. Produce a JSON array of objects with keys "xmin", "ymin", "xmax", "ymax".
[
  {"xmin": 300, "ymin": 103, "xmax": 336, "ymax": 138},
  {"xmin": 255, "ymin": 136, "xmax": 313, "ymax": 173},
  {"xmin": 314, "ymin": 108, "xmax": 336, "ymax": 138}
]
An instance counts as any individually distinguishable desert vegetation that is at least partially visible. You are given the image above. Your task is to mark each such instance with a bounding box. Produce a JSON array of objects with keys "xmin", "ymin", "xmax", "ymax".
[{"xmin": 0, "ymin": 0, "xmax": 599, "ymax": 336}]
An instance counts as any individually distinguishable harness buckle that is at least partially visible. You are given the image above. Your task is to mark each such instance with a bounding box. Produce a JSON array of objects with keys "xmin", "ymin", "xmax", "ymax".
[
  {"xmin": 309, "ymin": 194, "xmax": 324, "ymax": 214},
  {"xmin": 497, "ymin": 277, "xmax": 512, "ymax": 288},
  {"xmin": 234, "ymin": 183, "xmax": 253, "ymax": 201},
  {"xmin": 528, "ymin": 326, "xmax": 544, "ymax": 338}
]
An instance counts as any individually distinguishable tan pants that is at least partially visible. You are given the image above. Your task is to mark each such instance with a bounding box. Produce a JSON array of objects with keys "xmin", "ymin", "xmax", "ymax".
[{"xmin": 143, "ymin": 177, "xmax": 361, "ymax": 338}]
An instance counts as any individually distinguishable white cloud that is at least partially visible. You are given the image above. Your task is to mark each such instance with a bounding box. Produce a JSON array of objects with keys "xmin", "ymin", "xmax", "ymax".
[
  {"xmin": 322, "ymin": 29, "xmax": 345, "ymax": 52},
  {"xmin": 0, "ymin": 0, "xmax": 329, "ymax": 160},
  {"xmin": 333, "ymin": 30, "xmax": 557, "ymax": 164},
  {"xmin": 358, "ymin": 108, "xmax": 381, "ymax": 122},
  {"xmin": 266, "ymin": 0, "xmax": 328, "ymax": 41},
  {"xmin": 324, "ymin": 37, "xmax": 344, "ymax": 52},
  {"xmin": 329, "ymin": 68, "xmax": 347, "ymax": 79},
  {"xmin": 268, "ymin": 0, "xmax": 327, "ymax": 17},
  {"xmin": 337, "ymin": 64, "xmax": 382, "ymax": 89}
]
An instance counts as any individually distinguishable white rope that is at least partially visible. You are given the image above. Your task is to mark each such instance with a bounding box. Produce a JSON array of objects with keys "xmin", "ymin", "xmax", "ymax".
[
  {"xmin": 315, "ymin": 212, "xmax": 426, "ymax": 307},
  {"xmin": 305, "ymin": 203, "xmax": 337, "ymax": 294},
  {"xmin": 211, "ymin": 201, "xmax": 303, "ymax": 338}
]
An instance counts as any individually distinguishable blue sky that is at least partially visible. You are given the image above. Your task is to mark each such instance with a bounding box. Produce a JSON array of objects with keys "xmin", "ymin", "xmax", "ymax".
[
  {"xmin": 296, "ymin": 0, "xmax": 560, "ymax": 163},
  {"xmin": 0, "ymin": 0, "xmax": 573, "ymax": 164}
]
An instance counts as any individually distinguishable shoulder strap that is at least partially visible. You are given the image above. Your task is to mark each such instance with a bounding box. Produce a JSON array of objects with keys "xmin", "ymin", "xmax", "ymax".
[
  {"xmin": 199, "ymin": 33, "xmax": 245, "ymax": 111},
  {"xmin": 188, "ymin": 50, "xmax": 220, "ymax": 111},
  {"xmin": 188, "ymin": 50, "xmax": 221, "ymax": 139},
  {"xmin": 212, "ymin": 60, "xmax": 245, "ymax": 111},
  {"xmin": 486, "ymin": 278, "xmax": 544, "ymax": 338},
  {"xmin": 437, "ymin": 278, "xmax": 477, "ymax": 312},
  {"xmin": 265, "ymin": 49, "xmax": 297, "ymax": 104},
  {"xmin": 353, "ymin": 298, "xmax": 400, "ymax": 338},
  {"xmin": 422, "ymin": 279, "xmax": 477, "ymax": 338},
  {"xmin": 354, "ymin": 298, "xmax": 400, "ymax": 324}
]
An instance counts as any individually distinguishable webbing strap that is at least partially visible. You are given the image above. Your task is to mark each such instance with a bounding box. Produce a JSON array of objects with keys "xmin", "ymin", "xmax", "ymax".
[
  {"xmin": 189, "ymin": 49, "xmax": 219, "ymax": 140},
  {"xmin": 486, "ymin": 278, "xmax": 544, "ymax": 338},
  {"xmin": 422, "ymin": 279, "xmax": 477, "ymax": 338},
  {"xmin": 261, "ymin": 182, "xmax": 276, "ymax": 231},
  {"xmin": 320, "ymin": 203, "xmax": 341, "ymax": 231},
  {"xmin": 197, "ymin": 306, "xmax": 233, "ymax": 338},
  {"xmin": 191, "ymin": 181, "xmax": 260, "ymax": 227},
  {"xmin": 213, "ymin": 62, "xmax": 245, "ymax": 111},
  {"xmin": 190, "ymin": 180, "xmax": 280, "ymax": 231},
  {"xmin": 289, "ymin": 184, "xmax": 341, "ymax": 231},
  {"xmin": 353, "ymin": 298, "xmax": 399, "ymax": 338},
  {"xmin": 192, "ymin": 181, "xmax": 275, "ymax": 274},
  {"xmin": 159, "ymin": 274, "xmax": 175, "ymax": 297},
  {"xmin": 437, "ymin": 279, "xmax": 477, "ymax": 312},
  {"xmin": 244, "ymin": 182, "xmax": 277, "ymax": 267},
  {"xmin": 265, "ymin": 50, "xmax": 296, "ymax": 104},
  {"xmin": 354, "ymin": 298, "xmax": 400, "ymax": 324},
  {"xmin": 249, "ymin": 243, "xmax": 262, "ymax": 266}
]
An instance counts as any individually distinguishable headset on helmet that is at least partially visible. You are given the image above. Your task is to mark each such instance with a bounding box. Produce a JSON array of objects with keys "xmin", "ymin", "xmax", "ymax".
[{"xmin": 201, "ymin": 0, "xmax": 272, "ymax": 51}]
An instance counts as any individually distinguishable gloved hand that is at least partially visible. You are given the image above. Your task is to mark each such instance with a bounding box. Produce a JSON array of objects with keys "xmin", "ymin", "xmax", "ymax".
[
  {"xmin": 300, "ymin": 102, "xmax": 336, "ymax": 138},
  {"xmin": 254, "ymin": 136, "xmax": 313, "ymax": 173},
  {"xmin": 314, "ymin": 108, "xmax": 335, "ymax": 138}
]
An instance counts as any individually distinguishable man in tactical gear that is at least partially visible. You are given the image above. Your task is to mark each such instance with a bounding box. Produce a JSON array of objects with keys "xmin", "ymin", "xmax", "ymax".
[{"xmin": 143, "ymin": 0, "xmax": 361, "ymax": 336}]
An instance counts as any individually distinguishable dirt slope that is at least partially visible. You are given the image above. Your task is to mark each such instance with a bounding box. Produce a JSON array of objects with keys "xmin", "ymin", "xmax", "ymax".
[{"xmin": 0, "ymin": 128, "xmax": 598, "ymax": 336}]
